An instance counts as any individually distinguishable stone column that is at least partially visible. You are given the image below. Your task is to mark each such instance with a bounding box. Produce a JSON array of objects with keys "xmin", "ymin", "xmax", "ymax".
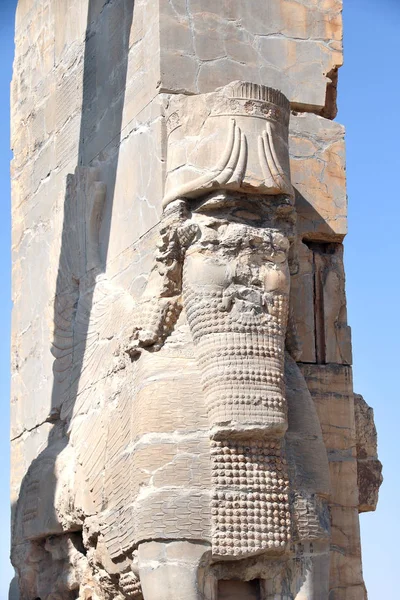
[{"xmin": 10, "ymin": 1, "xmax": 381, "ymax": 599}]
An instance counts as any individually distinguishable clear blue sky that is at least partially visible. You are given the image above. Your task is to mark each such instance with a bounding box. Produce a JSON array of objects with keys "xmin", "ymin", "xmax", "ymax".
[{"xmin": 0, "ymin": 0, "xmax": 398, "ymax": 598}]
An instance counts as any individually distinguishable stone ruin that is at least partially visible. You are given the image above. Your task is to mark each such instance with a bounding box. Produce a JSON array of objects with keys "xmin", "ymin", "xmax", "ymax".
[{"xmin": 10, "ymin": 1, "xmax": 382, "ymax": 599}]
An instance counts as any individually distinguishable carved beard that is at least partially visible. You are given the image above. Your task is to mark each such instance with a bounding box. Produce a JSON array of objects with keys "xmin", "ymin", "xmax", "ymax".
[
  {"xmin": 182, "ymin": 214, "xmax": 292, "ymax": 560},
  {"xmin": 182, "ymin": 217, "xmax": 291, "ymax": 440}
]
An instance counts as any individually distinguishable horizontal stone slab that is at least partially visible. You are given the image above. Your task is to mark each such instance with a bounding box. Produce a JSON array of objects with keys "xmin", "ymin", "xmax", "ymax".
[
  {"xmin": 289, "ymin": 112, "xmax": 347, "ymax": 240},
  {"xmin": 160, "ymin": 0, "xmax": 343, "ymax": 112}
]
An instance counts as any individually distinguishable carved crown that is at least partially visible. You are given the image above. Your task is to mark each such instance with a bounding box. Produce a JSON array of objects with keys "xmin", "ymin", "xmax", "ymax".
[{"xmin": 163, "ymin": 81, "xmax": 294, "ymax": 207}]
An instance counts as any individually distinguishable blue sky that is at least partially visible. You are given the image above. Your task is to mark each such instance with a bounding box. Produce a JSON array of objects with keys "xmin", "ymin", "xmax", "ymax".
[
  {"xmin": 0, "ymin": 0, "xmax": 398, "ymax": 597},
  {"xmin": 338, "ymin": 1, "xmax": 400, "ymax": 597}
]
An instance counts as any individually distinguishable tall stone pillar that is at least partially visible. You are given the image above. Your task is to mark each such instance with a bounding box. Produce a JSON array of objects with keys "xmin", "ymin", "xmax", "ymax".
[{"xmin": 10, "ymin": 1, "xmax": 381, "ymax": 599}]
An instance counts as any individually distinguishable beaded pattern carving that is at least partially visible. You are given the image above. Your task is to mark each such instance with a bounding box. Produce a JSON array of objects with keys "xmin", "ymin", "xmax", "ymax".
[
  {"xmin": 183, "ymin": 283, "xmax": 289, "ymax": 434},
  {"xmin": 119, "ymin": 571, "xmax": 142, "ymax": 599},
  {"xmin": 211, "ymin": 439, "xmax": 291, "ymax": 558},
  {"xmin": 135, "ymin": 298, "xmax": 182, "ymax": 350}
]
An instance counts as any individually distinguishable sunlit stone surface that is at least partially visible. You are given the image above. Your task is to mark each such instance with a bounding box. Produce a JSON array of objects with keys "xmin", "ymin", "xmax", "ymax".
[{"xmin": 10, "ymin": 1, "xmax": 380, "ymax": 599}]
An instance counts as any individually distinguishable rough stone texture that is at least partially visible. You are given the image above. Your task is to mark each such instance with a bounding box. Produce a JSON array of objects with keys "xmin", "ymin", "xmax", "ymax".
[
  {"xmin": 290, "ymin": 240, "xmax": 352, "ymax": 366},
  {"xmin": 354, "ymin": 394, "xmax": 383, "ymax": 513},
  {"xmin": 299, "ymin": 364, "xmax": 365, "ymax": 598},
  {"xmin": 290, "ymin": 113, "xmax": 347, "ymax": 241},
  {"xmin": 10, "ymin": 1, "xmax": 380, "ymax": 600},
  {"xmin": 159, "ymin": 0, "xmax": 343, "ymax": 114}
]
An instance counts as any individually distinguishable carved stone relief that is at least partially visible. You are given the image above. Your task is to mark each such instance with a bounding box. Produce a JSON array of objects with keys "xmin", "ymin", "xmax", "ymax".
[
  {"xmin": 122, "ymin": 83, "xmax": 331, "ymax": 599},
  {"xmin": 11, "ymin": 82, "xmax": 381, "ymax": 600}
]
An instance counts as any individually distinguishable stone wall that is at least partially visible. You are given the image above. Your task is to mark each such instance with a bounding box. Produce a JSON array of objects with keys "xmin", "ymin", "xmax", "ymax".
[{"xmin": 10, "ymin": 1, "xmax": 381, "ymax": 599}]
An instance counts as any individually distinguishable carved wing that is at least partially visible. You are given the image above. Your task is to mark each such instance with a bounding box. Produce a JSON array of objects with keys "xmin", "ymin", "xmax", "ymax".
[
  {"xmin": 58, "ymin": 272, "xmax": 135, "ymax": 531},
  {"xmin": 50, "ymin": 167, "xmax": 135, "ymax": 423},
  {"xmin": 14, "ymin": 168, "xmax": 136, "ymax": 548},
  {"xmin": 47, "ymin": 168, "xmax": 139, "ymax": 562},
  {"xmin": 51, "ymin": 273, "xmax": 135, "ymax": 422}
]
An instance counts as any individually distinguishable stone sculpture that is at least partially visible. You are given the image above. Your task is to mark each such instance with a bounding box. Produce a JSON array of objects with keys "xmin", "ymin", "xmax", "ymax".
[
  {"xmin": 120, "ymin": 82, "xmax": 331, "ymax": 599},
  {"xmin": 10, "ymin": 0, "xmax": 383, "ymax": 594},
  {"xmin": 11, "ymin": 81, "xmax": 331, "ymax": 599},
  {"xmin": 11, "ymin": 67, "xmax": 383, "ymax": 597}
]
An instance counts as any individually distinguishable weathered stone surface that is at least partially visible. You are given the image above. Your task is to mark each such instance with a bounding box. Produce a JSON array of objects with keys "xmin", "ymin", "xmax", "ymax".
[
  {"xmin": 159, "ymin": 0, "xmax": 343, "ymax": 113},
  {"xmin": 289, "ymin": 241, "xmax": 316, "ymax": 362},
  {"xmin": 354, "ymin": 393, "xmax": 383, "ymax": 513},
  {"xmin": 298, "ymin": 364, "xmax": 378, "ymax": 597},
  {"xmin": 300, "ymin": 364, "xmax": 355, "ymax": 455},
  {"xmin": 290, "ymin": 241, "xmax": 352, "ymax": 366},
  {"xmin": 290, "ymin": 113, "xmax": 347, "ymax": 241},
  {"xmin": 10, "ymin": 1, "xmax": 379, "ymax": 599}
]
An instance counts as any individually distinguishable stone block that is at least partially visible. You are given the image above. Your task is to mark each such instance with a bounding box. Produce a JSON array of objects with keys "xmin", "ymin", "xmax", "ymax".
[
  {"xmin": 139, "ymin": 541, "xmax": 211, "ymax": 600},
  {"xmin": 158, "ymin": 0, "xmax": 343, "ymax": 112},
  {"xmin": 313, "ymin": 244, "xmax": 352, "ymax": 365},
  {"xmin": 299, "ymin": 363, "xmax": 356, "ymax": 454},
  {"xmin": 329, "ymin": 459, "xmax": 359, "ymax": 508},
  {"xmin": 328, "ymin": 586, "xmax": 367, "ymax": 600},
  {"xmin": 10, "ymin": 423, "xmax": 53, "ymax": 506},
  {"xmin": 290, "ymin": 241, "xmax": 316, "ymax": 363},
  {"xmin": 289, "ymin": 112, "xmax": 347, "ymax": 241},
  {"xmin": 354, "ymin": 394, "xmax": 382, "ymax": 512},
  {"xmin": 357, "ymin": 460, "xmax": 383, "ymax": 514},
  {"xmin": 299, "ymin": 364, "xmax": 366, "ymax": 593},
  {"xmin": 165, "ymin": 540, "xmax": 211, "ymax": 562},
  {"xmin": 354, "ymin": 394, "xmax": 379, "ymax": 460},
  {"xmin": 330, "ymin": 506, "xmax": 361, "ymax": 556},
  {"xmin": 292, "ymin": 243, "xmax": 352, "ymax": 365},
  {"xmin": 330, "ymin": 551, "xmax": 364, "ymax": 588},
  {"xmin": 105, "ymin": 226, "xmax": 158, "ymax": 298},
  {"xmin": 103, "ymin": 97, "xmax": 165, "ymax": 264}
]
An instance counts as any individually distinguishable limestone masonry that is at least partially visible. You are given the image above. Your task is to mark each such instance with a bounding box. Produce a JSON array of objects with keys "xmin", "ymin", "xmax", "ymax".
[{"xmin": 10, "ymin": 1, "xmax": 382, "ymax": 599}]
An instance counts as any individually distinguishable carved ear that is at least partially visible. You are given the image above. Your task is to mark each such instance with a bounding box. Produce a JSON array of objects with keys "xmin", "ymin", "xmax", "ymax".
[{"xmin": 162, "ymin": 198, "xmax": 190, "ymax": 223}]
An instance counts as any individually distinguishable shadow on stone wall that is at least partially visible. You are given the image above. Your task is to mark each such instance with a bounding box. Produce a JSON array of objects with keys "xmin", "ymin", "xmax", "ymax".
[{"xmin": 11, "ymin": 1, "xmax": 135, "ymax": 596}]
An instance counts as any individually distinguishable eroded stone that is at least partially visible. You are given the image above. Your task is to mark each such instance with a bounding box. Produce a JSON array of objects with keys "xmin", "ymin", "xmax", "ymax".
[{"xmin": 10, "ymin": 1, "xmax": 379, "ymax": 599}]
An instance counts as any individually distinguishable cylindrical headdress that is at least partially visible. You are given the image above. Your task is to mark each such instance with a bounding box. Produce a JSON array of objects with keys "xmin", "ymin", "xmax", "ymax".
[{"xmin": 163, "ymin": 81, "xmax": 294, "ymax": 208}]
